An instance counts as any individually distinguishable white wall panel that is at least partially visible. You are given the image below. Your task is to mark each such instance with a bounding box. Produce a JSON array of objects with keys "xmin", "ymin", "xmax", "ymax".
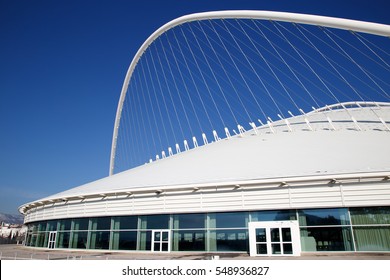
[{"xmin": 24, "ymin": 181, "xmax": 390, "ymax": 223}]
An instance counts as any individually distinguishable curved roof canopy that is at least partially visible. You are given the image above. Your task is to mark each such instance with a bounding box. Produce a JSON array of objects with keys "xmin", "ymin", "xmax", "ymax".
[{"xmin": 20, "ymin": 104, "xmax": 390, "ymax": 213}]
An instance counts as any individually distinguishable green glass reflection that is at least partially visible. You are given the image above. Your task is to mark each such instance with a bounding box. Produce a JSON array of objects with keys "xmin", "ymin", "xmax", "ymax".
[
  {"xmin": 350, "ymin": 207, "xmax": 390, "ymax": 225},
  {"xmin": 300, "ymin": 227, "xmax": 354, "ymax": 251},
  {"xmin": 353, "ymin": 226, "xmax": 390, "ymax": 251},
  {"xmin": 298, "ymin": 208, "xmax": 350, "ymax": 226}
]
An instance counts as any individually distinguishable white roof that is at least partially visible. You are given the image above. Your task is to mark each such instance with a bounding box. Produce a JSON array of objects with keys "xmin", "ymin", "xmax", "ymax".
[{"xmin": 23, "ymin": 103, "xmax": 390, "ymax": 206}]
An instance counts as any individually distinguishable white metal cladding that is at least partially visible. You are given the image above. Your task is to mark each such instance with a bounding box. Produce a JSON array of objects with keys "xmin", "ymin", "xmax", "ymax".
[{"xmin": 23, "ymin": 179, "xmax": 390, "ymax": 223}]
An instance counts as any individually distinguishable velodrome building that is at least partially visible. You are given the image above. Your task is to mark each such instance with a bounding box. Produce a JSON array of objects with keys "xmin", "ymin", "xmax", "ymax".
[{"xmin": 19, "ymin": 11, "xmax": 390, "ymax": 256}]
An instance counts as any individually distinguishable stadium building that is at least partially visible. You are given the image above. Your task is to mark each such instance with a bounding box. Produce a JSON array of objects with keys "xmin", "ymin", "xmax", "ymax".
[{"xmin": 19, "ymin": 11, "xmax": 390, "ymax": 256}]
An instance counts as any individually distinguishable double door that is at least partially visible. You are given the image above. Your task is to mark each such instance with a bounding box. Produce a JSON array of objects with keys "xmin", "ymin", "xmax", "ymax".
[
  {"xmin": 47, "ymin": 231, "xmax": 57, "ymax": 249},
  {"xmin": 248, "ymin": 221, "xmax": 301, "ymax": 256},
  {"xmin": 151, "ymin": 230, "xmax": 171, "ymax": 253}
]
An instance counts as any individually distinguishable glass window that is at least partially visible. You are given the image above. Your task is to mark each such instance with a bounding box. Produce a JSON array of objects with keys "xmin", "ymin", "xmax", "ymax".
[
  {"xmin": 172, "ymin": 230, "xmax": 206, "ymax": 251},
  {"xmin": 173, "ymin": 213, "xmax": 205, "ymax": 229},
  {"xmin": 90, "ymin": 217, "xmax": 111, "ymax": 230},
  {"xmin": 251, "ymin": 210, "xmax": 296, "ymax": 221},
  {"xmin": 350, "ymin": 207, "xmax": 390, "ymax": 225},
  {"xmin": 72, "ymin": 218, "xmax": 89, "ymax": 231},
  {"xmin": 112, "ymin": 231, "xmax": 137, "ymax": 250},
  {"xmin": 353, "ymin": 226, "xmax": 390, "ymax": 251},
  {"xmin": 298, "ymin": 208, "xmax": 350, "ymax": 226},
  {"xmin": 36, "ymin": 232, "xmax": 46, "ymax": 247},
  {"xmin": 211, "ymin": 212, "xmax": 248, "ymax": 228},
  {"xmin": 139, "ymin": 215, "xmax": 169, "ymax": 229},
  {"xmin": 300, "ymin": 227, "xmax": 354, "ymax": 251},
  {"xmin": 113, "ymin": 216, "xmax": 138, "ymax": 230},
  {"xmin": 138, "ymin": 230, "xmax": 152, "ymax": 250},
  {"xmin": 209, "ymin": 229, "xmax": 248, "ymax": 251},
  {"xmin": 46, "ymin": 220, "xmax": 57, "ymax": 231},
  {"xmin": 89, "ymin": 231, "xmax": 110, "ymax": 249},
  {"xmin": 71, "ymin": 231, "xmax": 88, "ymax": 249},
  {"xmin": 38, "ymin": 222, "xmax": 47, "ymax": 232},
  {"xmin": 57, "ymin": 232, "xmax": 70, "ymax": 248},
  {"xmin": 58, "ymin": 219, "xmax": 71, "ymax": 231}
]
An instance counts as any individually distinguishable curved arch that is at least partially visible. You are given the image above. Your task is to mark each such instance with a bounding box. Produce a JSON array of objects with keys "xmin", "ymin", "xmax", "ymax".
[{"xmin": 109, "ymin": 10, "xmax": 390, "ymax": 175}]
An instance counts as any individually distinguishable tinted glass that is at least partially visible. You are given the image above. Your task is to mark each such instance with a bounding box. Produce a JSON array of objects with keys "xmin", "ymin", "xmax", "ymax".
[
  {"xmin": 47, "ymin": 220, "xmax": 57, "ymax": 231},
  {"xmin": 90, "ymin": 231, "xmax": 110, "ymax": 249},
  {"xmin": 353, "ymin": 226, "xmax": 390, "ymax": 251},
  {"xmin": 256, "ymin": 228, "xmax": 266, "ymax": 242},
  {"xmin": 72, "ymin": 231, "xmax": 88, "ymax": 249},
  {"xmin": 300, "ymin": 227, "xmax": 354, "ymax": 251},
  {"xmin": 72, "ymin": 218, "xmax": 89, "ymax": 231},
  {"xmin": 172, "ymin": 230, "xmax": 206, "ymax": 251},
  {"xmin": 350, "ymin": 207, "xmax": 390, "ymax": 225},
  {"xmin": 115, "ymin": 231, "xmax": 137, "ymax": 250},
  {"xmin": 57, "ymin": 232, "xmax": 70, "ymax": 248},
  {"xmin": 140, "ymin": 215, "xmax": 169, "ymax": 229},
  {"xmin": 298, "ymin": 208, "xmax": 350, "ymax": 226},
  {"xmin": 174, "ymin": 213, "xmax": 205, "ymax": 229},
  {"xmin": 252, "ymin": 210, "xmax": 296, "ymax": 221},
  {"xmin": 212, "ymin": 229, "xmax": 248, "ymax": 251},
  {"xmin": 58, "ymin": 219, "xmax": 71, "ymax": 231},
  {"xmin": 215, "ymin": 212, "xmax": 248, "ymax": 228},
  {"xmin": 91, "ymin": 217, "xmax": 111, "ymax": 230},
  {"xmin": 117, "ymin": 216, "xmax": 138, "ymax": 229}
]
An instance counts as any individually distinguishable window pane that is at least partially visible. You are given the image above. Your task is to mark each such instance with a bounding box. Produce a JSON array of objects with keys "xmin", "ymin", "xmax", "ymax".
[
  {"xmin": 298, "ymin": 208, "xmax": 350, "ymax": 226},
  {"xmin": 353, "ymin": 226, "xmax": 390, "ymax": 251},
  {"xmin": 58, "ymin": 219, "xmax": 71, "ymax": 231},
  {"xmin": 350, "ymin": 207, "xmax": 390, "ymax": 225},
  {"xmin": 140, "ymin": 215, "xmax": 169, "ymax": 229},
  {"xmin": 72, "ymin": 218, "xmax": 89, "ymax": 231},
  {"xmin": 138, "ymin": 230, "xmax": 152, "ymax": 250},
  {"xmin": 283, "ymin": 243, "xmax": 293, "ymax": 254},
  {"xmin": 173, "ymin": 213, "xmax": 205, "ymax": 229},
  {"xmin": 112, "ymin": 231, "xmax": 137, "ymax": 250},
  {"xmin": 57, "ymin": 232, "xmax": 70, "ymax": 248},
  {"xmin": 71, "ymin": 231, "xmax": 88, "ymax": 249},
  {"xmin": 271, "ymin": 228, "xmax": 280, "ymax": 242},
  {"xmin": 116, "ymin": 216, "xmax": 138, "ymax": 230},
  {"xmin": 89, "ymin": 231, "xmax": 110, "ymax": 249},
  {"xmin": 282, "ymin": 228, "xmax": 292, "ymax": 242},
  {"xmin": 272, "ymin": 244, "xmax": 281, "ymax": 254},
  {"xmin": 47, "ymin": 220, "xmax": 57, "ymax": 231},
  {"xmin": 256, "ymin": 244, "xmax": 267, "ymax": 254},
  {"xmin": 251, "ymin": 210, "xmax": 296, "ymax": 221},
  {"xmin": 38, "ymin": 222, "xmax": 47, "ymax": 231},
  {"xmin": 300, "ymin": 227, "xmax": 354, "ymax": 251},
  {"xmin": 172, "ymin": 230, "xmax": 205, "ymax": 251},
  {"xmin": 91, "ymin": 217, "xmax": 111, "ymax": 230},
  {"xmin": 256, "ymin": 228, "xmax": 266, "ymax": 242},
  {"xmin": 214, "ymin": 212, "xmax": 248, "ymax": 228},
  {"xmin": 210, "ymin": 229, "xmax": 248, "ymax": 251}
]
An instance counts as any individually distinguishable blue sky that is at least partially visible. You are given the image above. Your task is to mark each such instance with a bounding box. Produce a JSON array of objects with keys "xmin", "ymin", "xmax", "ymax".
[{"xmin": 0, "ymin": 0, "xmax": 389, "ymax": 215}]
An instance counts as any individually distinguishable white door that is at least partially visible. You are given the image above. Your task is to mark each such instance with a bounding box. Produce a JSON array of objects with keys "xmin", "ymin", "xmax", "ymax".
[
  {"xmin": 151, "ymin": 230, "xmax": 171, "ymax": 253},
  {"xmin": 47, "ymin": 231, "xmax": 57, "ymax": 249},
  {"xmin": 248, "ymin": 221, "xmax": 301, "ymax": 256}
]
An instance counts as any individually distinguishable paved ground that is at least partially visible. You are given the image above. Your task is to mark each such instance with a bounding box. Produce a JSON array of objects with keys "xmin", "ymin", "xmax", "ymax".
[{"xmin": 1, "ymin": 244, "xmax": 389, "ymax": 260}]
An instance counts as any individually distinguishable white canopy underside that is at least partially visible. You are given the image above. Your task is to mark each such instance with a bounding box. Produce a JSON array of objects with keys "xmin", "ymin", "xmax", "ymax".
[{"xmin": 31, "ymin": 104, "xmax": 390, "ymax": 204}]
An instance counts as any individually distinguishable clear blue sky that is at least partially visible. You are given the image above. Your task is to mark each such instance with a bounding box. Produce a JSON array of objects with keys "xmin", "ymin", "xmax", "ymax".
[{"xmin": 0, "ymin": 0, "xmax": 389, "ymax": 215}]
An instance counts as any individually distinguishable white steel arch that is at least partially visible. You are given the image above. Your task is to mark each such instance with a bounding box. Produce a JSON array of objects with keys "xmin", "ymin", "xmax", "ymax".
[{"xmin": 109, "ymin": 10, "xmax": 390, "ymax": 175}]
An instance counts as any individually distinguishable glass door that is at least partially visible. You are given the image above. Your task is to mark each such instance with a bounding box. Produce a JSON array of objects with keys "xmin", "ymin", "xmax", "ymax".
[
  {"xmin": 151, "ymin": 230, "xmax": 171, "ymax": 253},
  {"xmin": 48, "ymin": 231, "xmax": 57, "ymax": 249},
  {"xmin": 249, "ymin": 221, "xmax": 300, "ymax": 256}
]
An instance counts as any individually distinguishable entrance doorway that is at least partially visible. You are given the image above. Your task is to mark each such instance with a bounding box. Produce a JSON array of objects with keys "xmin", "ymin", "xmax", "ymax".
[
  {"xmin": 248, "ymin": 221, "xmax": 301, "ymax": 256},
  {"xmin": 47, "ymin": 231, "xmax": 57, "ymax": 249},
  {"xmin": 151, "ymin": 230, "xmax": 171, "ymax": 253}
]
